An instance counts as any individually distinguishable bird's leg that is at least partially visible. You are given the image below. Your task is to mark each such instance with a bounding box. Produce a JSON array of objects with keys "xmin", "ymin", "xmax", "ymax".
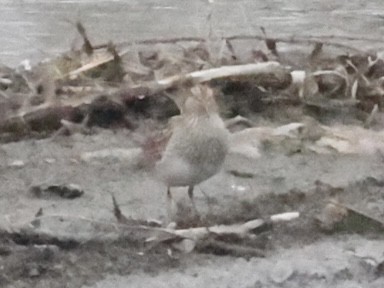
[
  {"xmin": 188, "ymin": 185, "xmax": 199, "ymax": 216},
  {"xmin": 199, "ymin": 187, "xmax": 213, "ymax": 210},
  {"xmin": 166, "ymin": 186, "xmax": 173, "ymax": 223}
]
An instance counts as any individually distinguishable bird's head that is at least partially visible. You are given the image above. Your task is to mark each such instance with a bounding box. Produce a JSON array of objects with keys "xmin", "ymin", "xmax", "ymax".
[{"xmin": 183, "ymin": 84, "xmax": 219, "ymax": 116}]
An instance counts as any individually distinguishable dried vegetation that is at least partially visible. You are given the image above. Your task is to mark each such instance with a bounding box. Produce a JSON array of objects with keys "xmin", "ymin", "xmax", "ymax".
[{"xmin": 1, "ymin": 22, "xmax": 384, "ymax": 143}]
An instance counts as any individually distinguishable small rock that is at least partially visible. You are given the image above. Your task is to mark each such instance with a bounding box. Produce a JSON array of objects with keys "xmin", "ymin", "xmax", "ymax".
[
  {"xmin": 30, "ymin": 183, "xmax": 84, "ymax": 199},
  {"xmin": 172, "ymin": 239, "xmax": 196, "ymax": 253},
  {"xmin": 231, "ymin": 184, "xmax": 248, "ymax": 192},
  {"xmin": 316, "ymin": 201, "xmax": 348, "ymax": 231},
  {"xmin": 0, "ymin": 246, "xmax": 12, "ymax": 256},
  {"xmin": 27, "ymin": 265, "xmax": 41, "ymax": 278},
  {"xmin": 8, "ymin": 160, "xmax": 25, "ymax": 168},
  {"xmin": 269, "ymin": 261, "xmax": 294, "ymax": 284},
  {"xmin": 80, "ymin": 148, "xmax": 143, "ymax": 166}
]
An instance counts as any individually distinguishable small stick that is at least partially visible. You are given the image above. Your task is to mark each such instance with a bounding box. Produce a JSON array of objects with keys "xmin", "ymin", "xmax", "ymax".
[
  {"xmin": 197, "ymin": 238, "xmax": 266, "ymax": 258},
  {"xmin": 364, "ymin": 104, "xmax": 379, "ymax": 128}
]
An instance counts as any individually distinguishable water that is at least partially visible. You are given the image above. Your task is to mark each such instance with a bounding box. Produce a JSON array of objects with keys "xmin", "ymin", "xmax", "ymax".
[{"xmin": 1, "ymin": 0, "xmax": 384, "ymax": 67}]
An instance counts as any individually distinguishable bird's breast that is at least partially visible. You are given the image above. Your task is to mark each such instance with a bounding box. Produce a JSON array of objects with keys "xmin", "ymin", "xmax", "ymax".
[{"xmin": 156, "ymin": 116, "xmax": 229, "ymax": 187}]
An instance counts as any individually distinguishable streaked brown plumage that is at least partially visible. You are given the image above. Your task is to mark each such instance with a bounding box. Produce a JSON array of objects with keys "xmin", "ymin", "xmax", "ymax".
[{"xmin": 153, "ymin": 84, "xmax": 229, "ymax": 219}]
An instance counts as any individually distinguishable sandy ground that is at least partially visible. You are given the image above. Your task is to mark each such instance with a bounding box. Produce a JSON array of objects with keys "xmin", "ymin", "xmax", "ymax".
[
  {"xmin": 1, "ymin": 2, "xmax": 384, "ymax": 286},
  {"xmin": 1, "ymin": 121, "xmax": 384, "ymax": 287}
]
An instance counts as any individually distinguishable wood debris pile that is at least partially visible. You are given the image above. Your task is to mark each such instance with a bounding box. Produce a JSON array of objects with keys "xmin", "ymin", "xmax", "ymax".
[
  {"xmin": 0, "ymin": 23, "xmax": 383, "ymax": 142},
  {"xmin": 0, "ymin": 194, "xmax": 299, "ymax": 257}
]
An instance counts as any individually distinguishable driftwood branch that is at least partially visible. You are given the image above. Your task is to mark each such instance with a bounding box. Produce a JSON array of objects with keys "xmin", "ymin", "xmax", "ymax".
[
  {"xmin": 153, "ymin": 212, "xmax": 299, "ymax": 242},
  {"xmin": 1, "ymin": 211, "xmax": 299, "ymax": 255},
  {"xmin": 156, "ymin": 61, "xmax": 284, "ymax": 88}
]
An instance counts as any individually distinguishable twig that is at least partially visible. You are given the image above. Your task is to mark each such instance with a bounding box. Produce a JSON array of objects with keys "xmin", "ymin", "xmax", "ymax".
[
  {"xmin": 90, "ymin": 34, "xmax": 367, "ymax": 54},
  {"xmin": 364, "ymin": 104, "xmax": 379, "ymax": 128},
  {"xmin": 112, "ymin": 194, "xmax": 128, "ymax": 223},
  {"xmin": 76, "ymin": 21, "xmax": 94, "ymax": 56},
  {"xmin": 160, "ymin": 212, "xmax": 299, "ymax": 241},
  {"xmin": 197, "ymin": 238, "xmax": 266, "ymax": 258}
]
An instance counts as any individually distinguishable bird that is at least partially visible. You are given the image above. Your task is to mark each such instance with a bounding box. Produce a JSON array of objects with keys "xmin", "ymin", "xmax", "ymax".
[{"xmin": 143, "ymin": 84, "xmax": 229, "ymax": 221}]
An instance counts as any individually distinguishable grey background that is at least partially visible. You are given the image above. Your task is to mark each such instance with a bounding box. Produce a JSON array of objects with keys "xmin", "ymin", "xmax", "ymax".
[{"xmin": 1, "ymin": 0, "xmax": 384, "ymax": 67}]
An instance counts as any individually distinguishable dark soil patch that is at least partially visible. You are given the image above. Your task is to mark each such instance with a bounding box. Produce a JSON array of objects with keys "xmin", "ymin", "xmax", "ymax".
[{"xmin": 0, "ymin": 236, "xmax": 180, "ymax": 288}]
